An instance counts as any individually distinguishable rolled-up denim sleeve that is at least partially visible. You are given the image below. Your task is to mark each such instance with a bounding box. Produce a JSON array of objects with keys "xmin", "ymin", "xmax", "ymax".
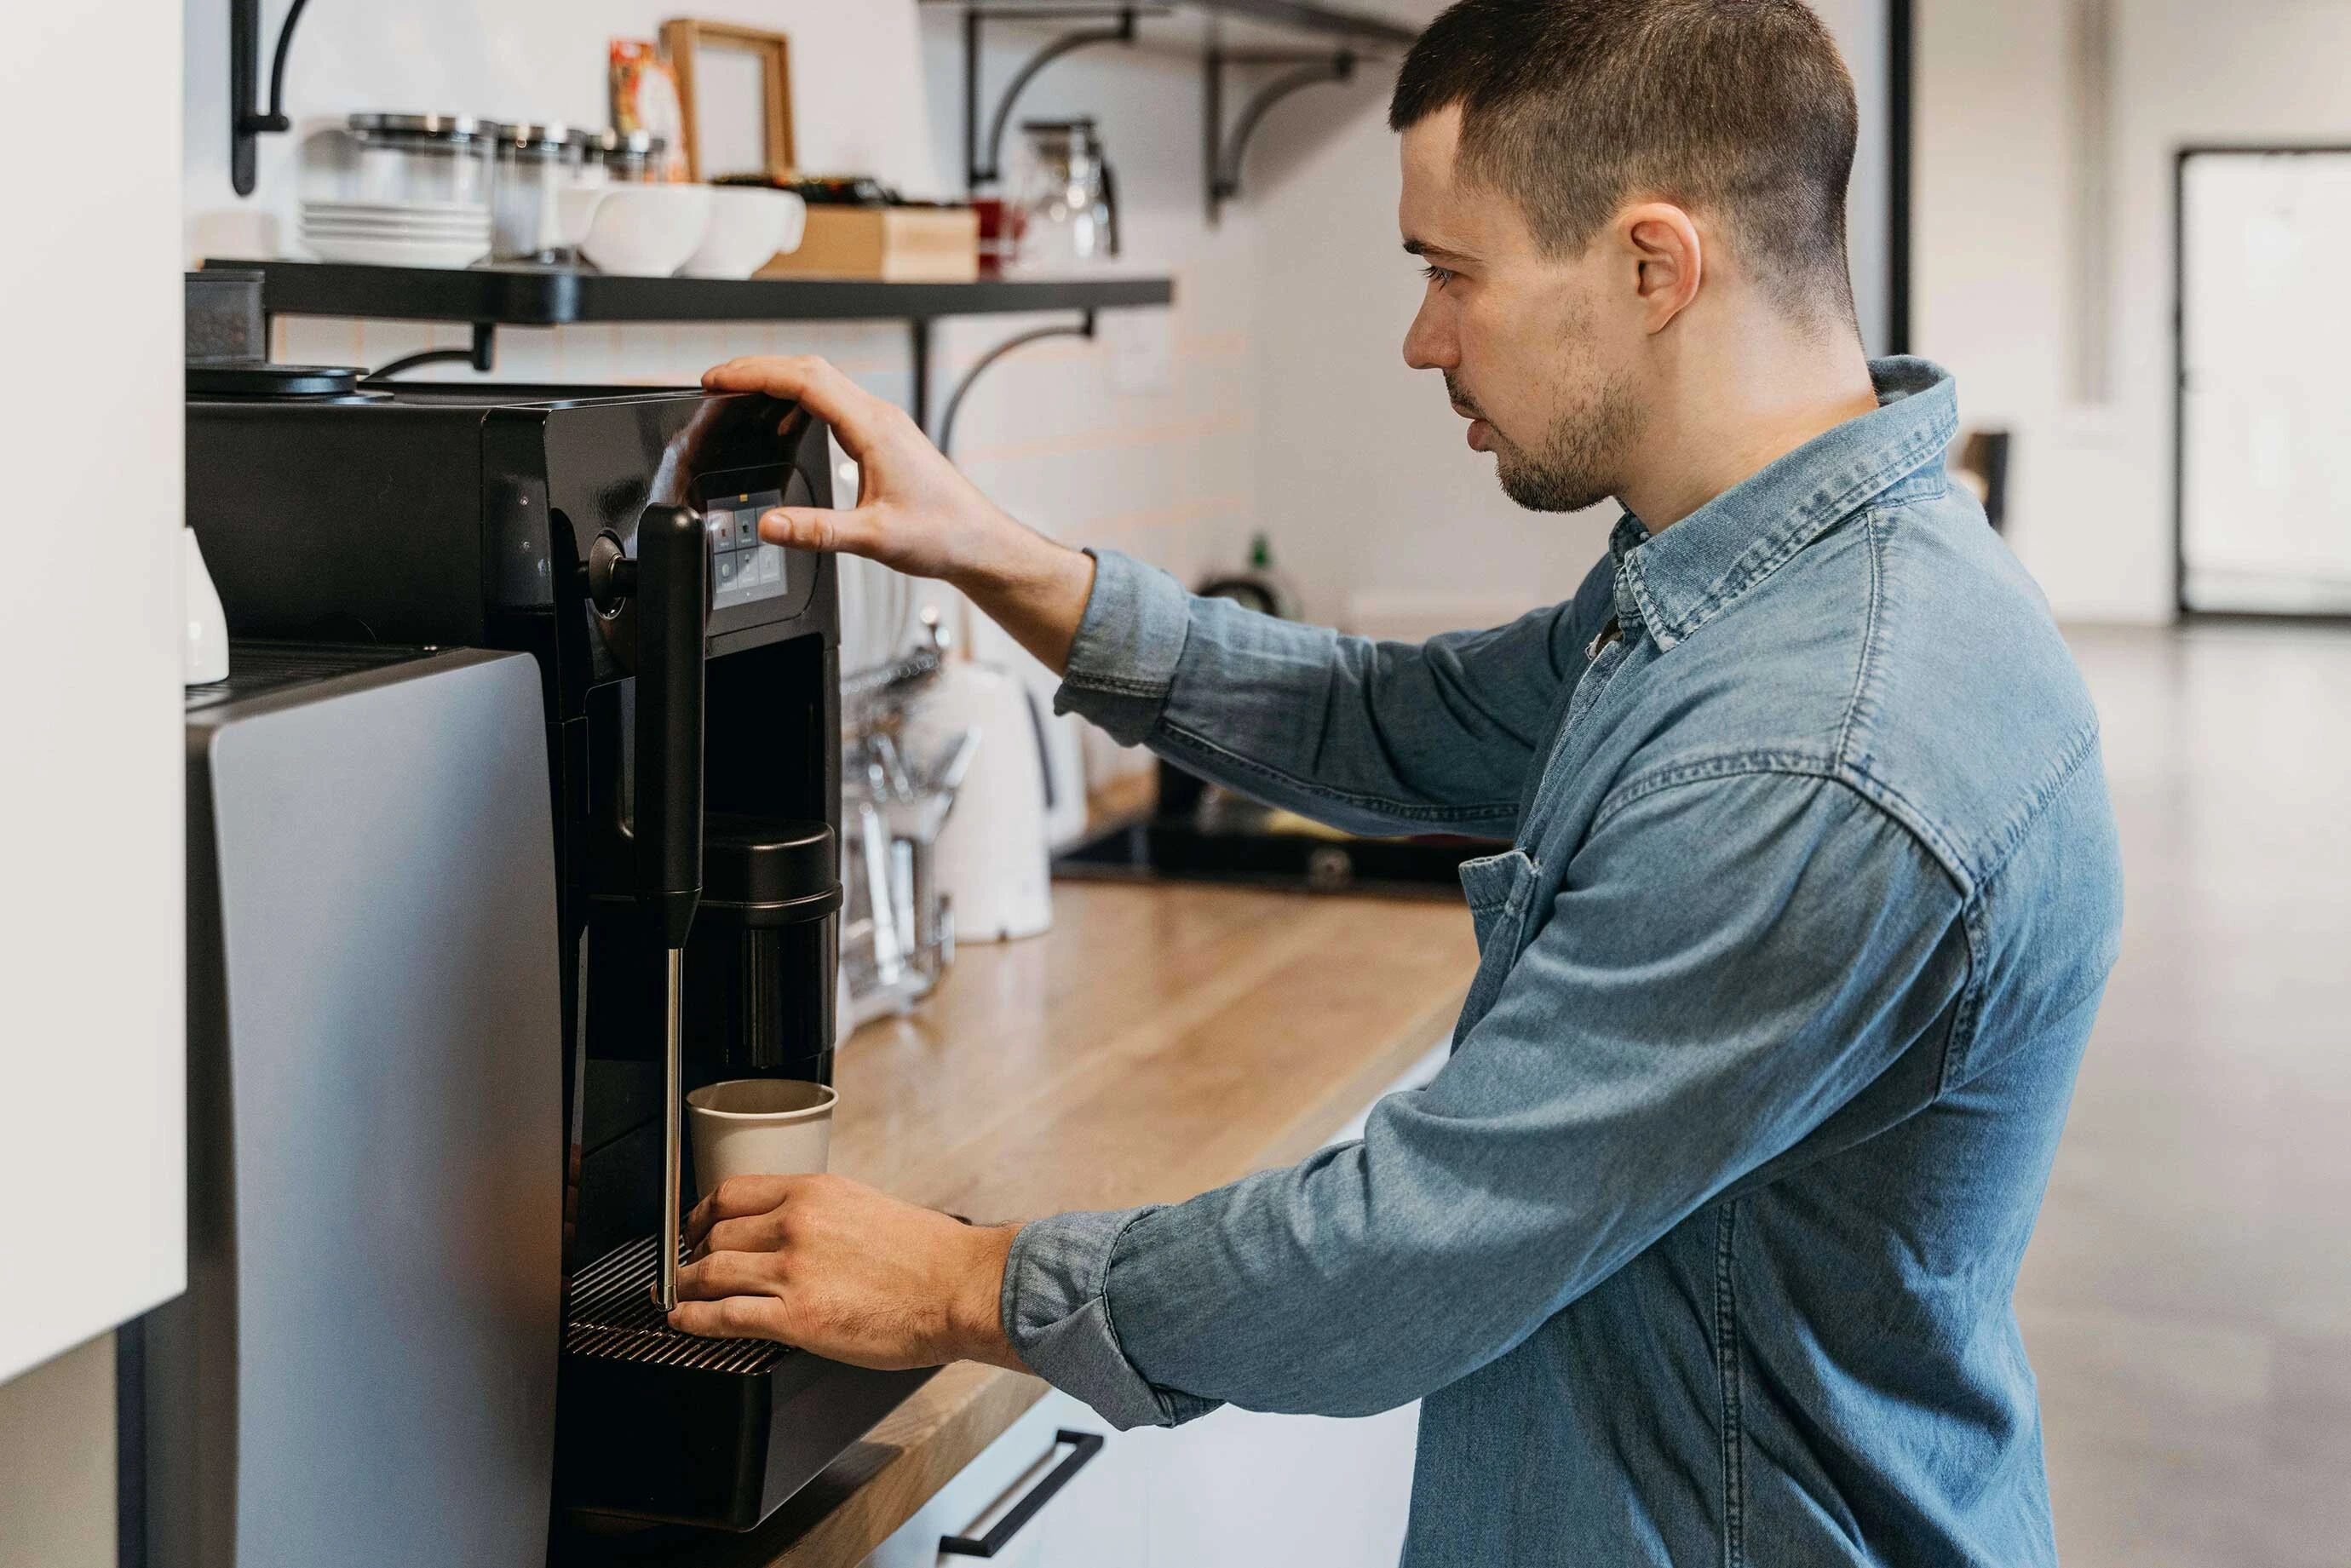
[
  {"xmin": 997, "ymin": 1206, "xmax": 1219, "ymax": 1429},
  {"xmin": 998, "ymin": 768, "xmax": 1969, "ymax": 1423},
  {"xmin": 1054, "ymin": 549, "xmax": 1601, "ymax": 840}
]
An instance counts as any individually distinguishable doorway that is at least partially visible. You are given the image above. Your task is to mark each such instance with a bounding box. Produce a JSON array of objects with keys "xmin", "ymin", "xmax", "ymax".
[{"xmin": 2176, "ymin": 146, "xmax": 2351, "ymax": 616}]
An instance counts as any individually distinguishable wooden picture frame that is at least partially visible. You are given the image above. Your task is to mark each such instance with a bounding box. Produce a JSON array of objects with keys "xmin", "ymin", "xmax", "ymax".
[{"xmin": 660, "ymin": 19, "xmax": 796, "ymax": 183}]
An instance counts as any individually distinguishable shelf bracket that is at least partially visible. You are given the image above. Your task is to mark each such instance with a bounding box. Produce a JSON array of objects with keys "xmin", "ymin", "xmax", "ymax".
[
  {"xmin": 366, "ymin": 322, "xmax": 497, "ymax": 382},
  {"xmin": 231, "ymin": 0, "xmax": 312, "ymax": 197},
  {"xmin": 937, "ymin": 312, "xmax": 1099, "ymax": 456},
  {"xmin": 1204, "ymin": 45, "xmax": 1356, "ymax": 223},
  {"xmin": 911, "ymin": 318, "xmax": 934, "ymax": 434},
  {"xmin": 962, "ymin": 6, "xmax": 1147, "ymax": 189}
]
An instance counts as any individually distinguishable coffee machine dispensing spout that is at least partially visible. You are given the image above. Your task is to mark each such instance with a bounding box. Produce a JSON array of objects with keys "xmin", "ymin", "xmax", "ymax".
[{"xmin": 629, "ymin": 503, "xmax": 710, "ymax": 1312}]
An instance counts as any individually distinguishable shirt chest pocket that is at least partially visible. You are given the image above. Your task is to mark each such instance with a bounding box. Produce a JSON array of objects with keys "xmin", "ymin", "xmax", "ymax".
[{"xmin": 1456, "ymin": 847, "xmax": 1539, "ymax": 1031}]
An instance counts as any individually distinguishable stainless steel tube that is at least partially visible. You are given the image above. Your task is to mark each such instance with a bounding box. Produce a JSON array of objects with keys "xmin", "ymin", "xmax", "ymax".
[{"xmin": 658, "ymin": 945, "xmax": 685, "ymax": 1312}]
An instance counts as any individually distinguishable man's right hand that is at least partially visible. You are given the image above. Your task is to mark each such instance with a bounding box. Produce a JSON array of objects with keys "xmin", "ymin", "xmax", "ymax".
[{"xmin": 702, "ymin": 355, "xmax": 1096, "ymax": 674}]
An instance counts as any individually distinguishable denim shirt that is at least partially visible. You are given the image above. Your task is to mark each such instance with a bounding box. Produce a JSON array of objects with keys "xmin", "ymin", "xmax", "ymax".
[{"xmin": 1006, "ymin": 359, "xmax": 2124, "ymax": 1567}]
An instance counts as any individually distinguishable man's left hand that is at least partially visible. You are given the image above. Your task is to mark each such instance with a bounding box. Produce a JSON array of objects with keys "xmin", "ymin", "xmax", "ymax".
[{"xmin": 666, "ymin": 1172, "xmax": 1027, "ymax": 1373}]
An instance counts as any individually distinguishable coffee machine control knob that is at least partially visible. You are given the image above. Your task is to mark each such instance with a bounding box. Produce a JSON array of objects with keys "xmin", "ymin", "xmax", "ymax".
[{"xmin": 585, "ymin": 529, "xmax": 635, "ymax": 618}]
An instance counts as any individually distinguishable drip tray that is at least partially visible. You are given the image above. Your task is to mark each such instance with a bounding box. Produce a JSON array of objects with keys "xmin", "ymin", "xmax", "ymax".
[
  {"xmin": 555, "ymin": 1234, "xmax": 934, "ymax": 1531},
  {"xmin": 565, "ymin": 1233, "xmax": 795, "ymax": 1375}
]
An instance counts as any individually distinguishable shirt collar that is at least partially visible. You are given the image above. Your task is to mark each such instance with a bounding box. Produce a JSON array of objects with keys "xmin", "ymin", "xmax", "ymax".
[{"xmin": 1608, "ymin": 357, "xmax": 1959, "ymax": 652}]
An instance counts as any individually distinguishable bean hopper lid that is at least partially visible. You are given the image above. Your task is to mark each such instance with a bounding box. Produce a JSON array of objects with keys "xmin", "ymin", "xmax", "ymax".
[
  {"xmin": 702, "ymin": 816, "xmax": 840, "ymax": 924},
  {"xmin": 186, "ymin": 361, "xmax": 379, "ymax": 400}
]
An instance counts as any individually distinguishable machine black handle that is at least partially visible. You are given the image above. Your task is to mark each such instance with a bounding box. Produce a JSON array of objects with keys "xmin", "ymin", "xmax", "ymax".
[
  {"xmin": 632, "ymin": 503, "xmax": 709, "ymax": 951},
  {"xmin": 937, "ymin": 1430, "xmax": 1105, "ymax": 1557}
]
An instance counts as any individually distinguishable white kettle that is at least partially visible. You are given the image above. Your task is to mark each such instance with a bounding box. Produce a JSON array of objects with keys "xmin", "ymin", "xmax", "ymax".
[{"xmin": 900, "ymin": 660, "xmax": 1053, "ymax": 941}]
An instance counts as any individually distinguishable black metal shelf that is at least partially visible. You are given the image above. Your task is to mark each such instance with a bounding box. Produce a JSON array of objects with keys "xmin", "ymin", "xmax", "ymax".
[
  {"xmin": 933, "ymin": 0, "xmax": 1417, "ymax": 48},
  {"xmin": 1190, "ymin": 0, "xmax": 1416, "ymax": 43},
  {"xmin": 932, "ymin": 0, "xmax": 1405, "ymax": 218},
  {"xmin": 202, "ymin": 259, "xmax": 1175, "ymax": 430},
  {"xmin": 208, "ymin": 259, "xmax": 1172, "ymax": 329}
]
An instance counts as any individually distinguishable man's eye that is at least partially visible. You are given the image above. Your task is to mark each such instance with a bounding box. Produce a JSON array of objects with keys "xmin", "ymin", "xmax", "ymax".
[{"xmin": 1422, "ymin": 264, "xmax": 1455, "ymax": 289}]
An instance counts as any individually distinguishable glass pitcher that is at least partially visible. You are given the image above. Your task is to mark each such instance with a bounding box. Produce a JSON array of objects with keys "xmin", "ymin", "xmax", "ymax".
[{"xmin": 1012, "ymin": 118, "xmax": 1118, "ymax": 272}]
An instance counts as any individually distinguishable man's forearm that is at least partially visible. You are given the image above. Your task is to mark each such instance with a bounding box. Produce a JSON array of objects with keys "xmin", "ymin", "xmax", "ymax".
[{"xmin": 947, "ymin": 514, "xmax": 1097, "ymax": 675}]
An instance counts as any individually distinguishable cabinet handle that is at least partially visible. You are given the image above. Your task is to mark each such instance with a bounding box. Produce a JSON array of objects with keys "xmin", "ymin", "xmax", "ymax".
[{"xmin": 938, "ymin": 1428, "xmax": 1106, "ymax": 1558}]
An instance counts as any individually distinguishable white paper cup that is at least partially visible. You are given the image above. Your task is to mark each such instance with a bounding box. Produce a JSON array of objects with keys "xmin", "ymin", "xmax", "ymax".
[{"xmin": 686, "ymin": 1078, "xmax": 836, "ymax": 1201}]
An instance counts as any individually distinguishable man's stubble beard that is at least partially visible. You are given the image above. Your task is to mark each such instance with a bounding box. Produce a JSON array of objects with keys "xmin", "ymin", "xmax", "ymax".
[{"xmin": 1448, "ymin": 361, "xmax": 1644, "ymax": 515}]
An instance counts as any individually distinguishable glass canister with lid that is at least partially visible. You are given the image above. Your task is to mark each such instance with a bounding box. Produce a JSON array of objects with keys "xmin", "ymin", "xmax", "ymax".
[
  {"xmin": 491, "ymin": 122, "xmax": 592, "ymax": 261},
  {"xmin": 337, "ymin": 112, "xmax": 498, "ymax": 210},
  {"xmin": 589, "ymin": 129, "xmax": 671, "ymax": 185}
]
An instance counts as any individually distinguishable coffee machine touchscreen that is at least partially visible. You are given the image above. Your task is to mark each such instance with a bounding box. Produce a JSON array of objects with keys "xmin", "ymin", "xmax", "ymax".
[{"xmin": 698, "ymin": 480, "xmax": 794, "ymax": 609}]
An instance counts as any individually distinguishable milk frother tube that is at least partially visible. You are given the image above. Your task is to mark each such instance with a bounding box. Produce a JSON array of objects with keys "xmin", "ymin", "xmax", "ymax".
[{"xmin": 632, "ymin": 503, "xmax": 710, "ymax": 1312}]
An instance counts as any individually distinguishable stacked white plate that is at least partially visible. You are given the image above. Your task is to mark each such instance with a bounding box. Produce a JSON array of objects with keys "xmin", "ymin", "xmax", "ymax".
[{"xmin": 300, "ymin": 199, "xmax": 491, "ymax": 268}]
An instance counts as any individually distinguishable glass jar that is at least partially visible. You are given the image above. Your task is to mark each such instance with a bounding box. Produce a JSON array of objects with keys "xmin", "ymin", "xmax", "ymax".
[
  {"xmin": 337, "ymin": 112, "xmax": 498, "ymax": 210},
  {"xmin": 589, "ymin": 129, "xmax": 670, "ymax": 186},
  {"xmin": 491, "ymin": 122, "xmax": 591, "ymax": 261}
]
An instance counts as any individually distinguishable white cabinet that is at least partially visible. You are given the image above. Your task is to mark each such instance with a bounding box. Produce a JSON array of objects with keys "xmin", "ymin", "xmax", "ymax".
[
  {"xmin": 860, "ymin": 1390, "xmax": 1141, "ymax": 1568},
  {"xmin": 0, "ymin": 0, "xmax": 185, "ymax": 1387},
  {"xmin": 864, "ymin": 1388, "xmax": 1419, "ymax": 1568},
  {"xmin": 1121, "ymin": 1400, "xmax": 1420, "ymax": 1567},
  {"xmin": 865, "ymin": 1044, "xmax": 1447, "ymax": 1567}
]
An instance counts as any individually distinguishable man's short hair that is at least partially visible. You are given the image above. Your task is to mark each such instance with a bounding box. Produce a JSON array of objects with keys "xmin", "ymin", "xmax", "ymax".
[{"xmin": 1390, "ymin": 0, "xmax": 1860, "ymax": 325}]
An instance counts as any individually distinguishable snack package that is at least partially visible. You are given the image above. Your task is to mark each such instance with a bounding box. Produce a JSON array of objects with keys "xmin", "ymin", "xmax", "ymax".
[{"xmin": 609, "ymin": 39, "xmax": 688, "ymax": 181}]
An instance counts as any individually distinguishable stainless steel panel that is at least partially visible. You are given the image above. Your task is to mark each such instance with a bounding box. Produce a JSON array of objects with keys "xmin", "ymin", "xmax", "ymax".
[{"xmin": 159, "ymin": 647, "xmax": 560, "ymax": 1568}]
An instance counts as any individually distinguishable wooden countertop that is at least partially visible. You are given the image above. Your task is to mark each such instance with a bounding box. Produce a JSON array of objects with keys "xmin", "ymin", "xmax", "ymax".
[{"xmin": 560, "ymin": 878, "xmax": 1476, "ymax": 1568}]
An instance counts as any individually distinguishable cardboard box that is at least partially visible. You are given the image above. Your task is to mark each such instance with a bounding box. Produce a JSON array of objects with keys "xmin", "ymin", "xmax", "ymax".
[{"xmin": 756, "ymin": 206, "xmax": 980, "ymax": 283}]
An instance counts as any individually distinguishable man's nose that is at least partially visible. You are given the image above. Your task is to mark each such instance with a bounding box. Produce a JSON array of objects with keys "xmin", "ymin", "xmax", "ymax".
[{"xmin": 1401, "ymin": 297, "xmax": 1456, "ymax": 372}]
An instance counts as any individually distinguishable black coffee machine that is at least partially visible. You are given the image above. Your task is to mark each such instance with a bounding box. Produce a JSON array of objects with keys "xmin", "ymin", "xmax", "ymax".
[{"xmin": 185, "ymin": 374, "xmax": 931, "ymax": 1533}]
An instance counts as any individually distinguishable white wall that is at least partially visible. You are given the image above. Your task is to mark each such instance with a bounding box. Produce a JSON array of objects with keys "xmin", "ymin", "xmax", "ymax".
[
  {"xmin": 915, "ymin": 14, "xmax": 1272, "ymax": 602},
  {"xmin": 1, "ymin": 0, "xmax": 187, "ymax": 1391},
  {"xmin": 1915, "ymin": 0, "xmax": 2351, "ymax": 623}
]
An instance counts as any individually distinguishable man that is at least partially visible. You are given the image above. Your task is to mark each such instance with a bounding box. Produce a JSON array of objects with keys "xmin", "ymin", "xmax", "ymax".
[{"xmin": 669, "ymin": 0, "xmax": 2124, "ymax": 1561}]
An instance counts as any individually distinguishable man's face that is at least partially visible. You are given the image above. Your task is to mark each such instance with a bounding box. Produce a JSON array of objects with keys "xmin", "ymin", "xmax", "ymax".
[{"xmin": 1398, "ymin": 106, "xmax": 1645, "ymax": 514}]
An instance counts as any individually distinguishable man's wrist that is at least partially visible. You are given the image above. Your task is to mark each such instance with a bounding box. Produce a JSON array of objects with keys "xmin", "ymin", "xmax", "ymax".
[
  {"xmin": 945, "ymin": 1221, "xmax": 1027, "ymax": 1371},
  {"xmin": 953, "ymin": 517, "xmax": 1097, "ymax": 675}
]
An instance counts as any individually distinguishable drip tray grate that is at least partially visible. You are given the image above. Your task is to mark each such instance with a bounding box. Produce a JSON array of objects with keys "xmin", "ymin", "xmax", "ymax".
[{"xmin": 564, "ymin": 1234, "xmax": 796, "ymax": 1376}]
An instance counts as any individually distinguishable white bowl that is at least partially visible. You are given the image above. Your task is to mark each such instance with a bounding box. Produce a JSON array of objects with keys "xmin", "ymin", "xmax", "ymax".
[
  {"xmin": 558, "ymin": 183, "xmax": 713, "ymax": 277},
  {"xmin": 678, "ymin": 187, "xmax": 808, "ymax": 279}
]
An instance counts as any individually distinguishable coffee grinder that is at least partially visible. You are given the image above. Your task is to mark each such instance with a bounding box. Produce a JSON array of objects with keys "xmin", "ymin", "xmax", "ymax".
[{"xmin": 184, "ymin": 377, "xmax": 932, "ymax": 1534}]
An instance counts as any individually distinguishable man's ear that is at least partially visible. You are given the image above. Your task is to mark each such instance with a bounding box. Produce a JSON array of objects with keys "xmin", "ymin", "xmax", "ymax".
[{"xmin": 1618, "ymin": 203, "xmax": 1704, "ymax": 334}]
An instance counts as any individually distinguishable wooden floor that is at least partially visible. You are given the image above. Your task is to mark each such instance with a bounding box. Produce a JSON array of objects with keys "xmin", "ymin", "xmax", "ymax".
[{"xmin": 2023, "ymin": 623, "xmax": 2351, "ymax": 1568}]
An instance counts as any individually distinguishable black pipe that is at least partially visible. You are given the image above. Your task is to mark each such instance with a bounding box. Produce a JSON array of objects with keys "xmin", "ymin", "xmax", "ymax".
[{"xmin": 1887, "ymin": 0, "xmax": 1914, "ymax": 355}]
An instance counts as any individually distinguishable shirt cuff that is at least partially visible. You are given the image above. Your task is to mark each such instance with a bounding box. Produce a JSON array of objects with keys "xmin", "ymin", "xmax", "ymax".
[
  {"xmin": 1001, "ymin": 1207, "xmax": 1198, "ymax": 1430},
  {"xmin": 1053, "ymin": 549, "xmax": 1193, "ymax": 746}
]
